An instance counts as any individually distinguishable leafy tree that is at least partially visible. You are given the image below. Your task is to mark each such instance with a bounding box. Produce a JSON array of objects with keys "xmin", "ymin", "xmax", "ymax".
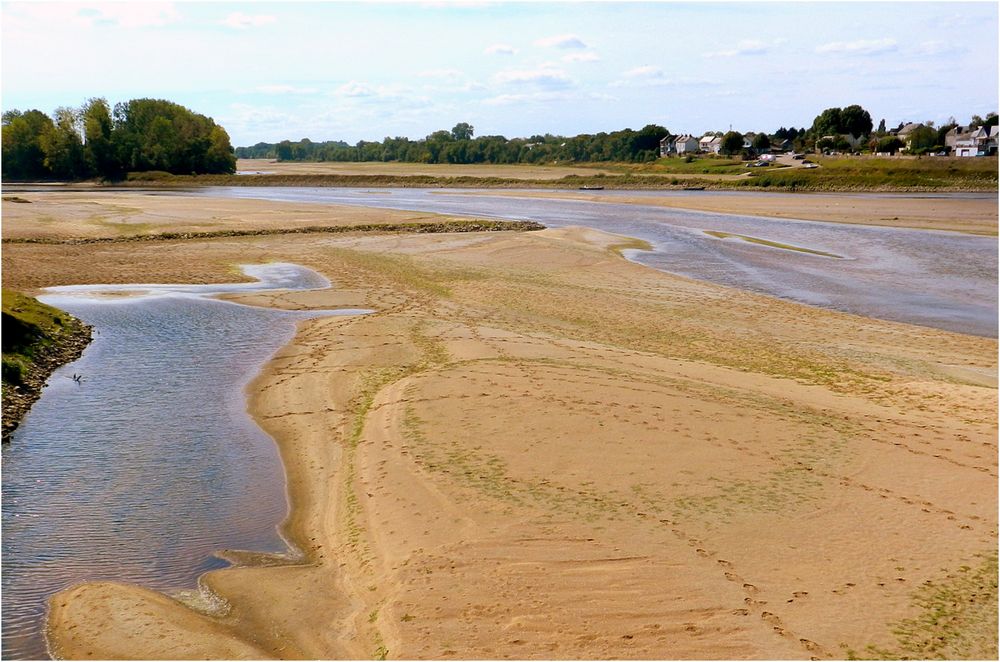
[
  {"xmin": 276, "ymin": 140, "xmax": 293, "ymax": 161},
  {"xmin": 815, "ymin": 136, "xmax": 836, "ymax": 152},
  {"xmin": 111, "ymin": 98, "xmax": 235, "ymax": 174},
  {"xmin": 876, "ymin": 118, "xmax": 886, "ymax": 134},
  {"xmin": 720, "ymin": 131, "xmax": 743, "ymax": 155},
  {"xmin": 811, "ymin": 107, "xmax": 843, "ymax": 136},
  {"xmin": 451, "ymin": 122, "xmax": 474, "ymax": 141},
  {"xmin": 877, "ymin": 136, "xmax": 904, "ymax": 154},
  {"xmin": 205, "ymin": 125, "xmax": 237, "ymax": 173},
  {"xmin": 906, "ymin": 125, "xmax": 938, "ymax": 153},
  {"xmin": 39, "ymin": 107, "xmax": 86, "ymax": 178},
  {"xmin": 80, "ymin": 98, "xmax": 118, "ymax": 177},
  {"xmin": 2, "ymin": 109, "xmax": 54, "ymax": 179},
  {"xmin": 840, "ymin": 105, "xmax": 873, "ymax": 137},
  {"xmin": 635, "ymin": 124, "xmax": 669, "ymax": 155},
  {"xmin": 985, "ymin": 112, "xmax": 999, "ymax": 128},
  {"xmin": 811, "ymin": 105, "xmax": 872, "ymax": 138},
  {"xmin": 752, "ymin": 133, "xmax": 771, "ymax": 151}
]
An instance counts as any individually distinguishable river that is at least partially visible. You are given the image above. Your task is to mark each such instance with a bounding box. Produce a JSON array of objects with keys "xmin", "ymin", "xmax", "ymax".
[
  {"xmin": 187, "ymin": 187, "xmax": 998, "ymax": 338},
  {"xmin": 0, "ymin": 264, "xmax": 369, "ymax": 660}
]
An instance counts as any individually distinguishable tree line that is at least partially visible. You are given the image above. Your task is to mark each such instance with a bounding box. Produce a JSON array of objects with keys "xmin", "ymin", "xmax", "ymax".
[
  {"xmin": 240, "ymin": 104, "xmax": 997, "ymax": 165},
  {"xmin": 2, "ymin": 98, "xmax": 236, "ymax": 181},
  {"xmin": 237, "ymin": 123, "xmax": 673, "ymax": 164}
]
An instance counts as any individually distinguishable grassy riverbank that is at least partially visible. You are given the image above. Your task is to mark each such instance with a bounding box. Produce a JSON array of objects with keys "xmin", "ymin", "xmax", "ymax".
[
  {"xmin": 105, "ymin": 156, "xmax": 999, "ymax": 192},
  {"xmin": 1, "ymin": 289, "xmax": 91, "ymax": 440}
]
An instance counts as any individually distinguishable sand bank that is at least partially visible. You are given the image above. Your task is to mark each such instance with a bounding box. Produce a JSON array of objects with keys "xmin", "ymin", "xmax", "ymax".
[
  {"xmin": 2, "ymin": 193, "xmax": 994, "ymax": 659},
  {"xmin": 235, "ymin": 158, "xmax": 618, "ymax": 180}
]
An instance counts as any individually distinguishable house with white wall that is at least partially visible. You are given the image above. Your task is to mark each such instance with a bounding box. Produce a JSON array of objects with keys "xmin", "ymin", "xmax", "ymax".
[{"xmin": 699, "ymin": 134, "xmax": 722, "ymax": 153}]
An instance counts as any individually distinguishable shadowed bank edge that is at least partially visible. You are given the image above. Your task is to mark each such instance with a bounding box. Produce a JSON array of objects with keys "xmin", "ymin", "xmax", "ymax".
[{"xmin": 1, "ymin": 290, "xmax": 92, "ymax": 441}]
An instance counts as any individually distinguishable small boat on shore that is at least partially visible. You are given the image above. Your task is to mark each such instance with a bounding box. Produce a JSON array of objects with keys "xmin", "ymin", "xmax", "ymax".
[
  {"xmin": 683, "ymin": 186, "xmax": 705, "ymax": 191},
  {"xmin": 579, "ymin": 185, "xmax": 604, "ymax": 190}
]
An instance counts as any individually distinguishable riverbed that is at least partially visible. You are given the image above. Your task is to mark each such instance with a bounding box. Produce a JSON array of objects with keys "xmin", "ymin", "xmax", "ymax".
[{"xmin": 179, "ymin": 188, "xmax": 997, "ymax": 338}]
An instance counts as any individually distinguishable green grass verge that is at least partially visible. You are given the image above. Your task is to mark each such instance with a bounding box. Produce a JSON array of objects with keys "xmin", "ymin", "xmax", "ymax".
[
  {"xmin": 725, "ymin": 156, "xmax": 998, "ymax": 191},
  {"xmin": 113, "ymin": 156, "xmax": 997, "ymax": 191},
  {"xmin": 2, "ymin": 289, "xmax": 76, "ymax": 384}
]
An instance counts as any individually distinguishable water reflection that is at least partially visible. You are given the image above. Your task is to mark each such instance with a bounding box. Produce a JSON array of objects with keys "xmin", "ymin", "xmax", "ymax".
[{"xmin": 1, "ymin": 263, "xmax": 369, "ymax": 660}]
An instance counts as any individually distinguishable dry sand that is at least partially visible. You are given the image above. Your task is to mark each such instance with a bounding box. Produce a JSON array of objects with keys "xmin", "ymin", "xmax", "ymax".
[
  {"xmin": 0, "ymin": 191, "xmax": 494, "ymax": 242},
  {"xmin": 2, "ymin": 192, "xmax": 996, "ymax": 660},
  {"xmin": 445, "ymin": 190, "xmax": 999, "ymax": 235}
]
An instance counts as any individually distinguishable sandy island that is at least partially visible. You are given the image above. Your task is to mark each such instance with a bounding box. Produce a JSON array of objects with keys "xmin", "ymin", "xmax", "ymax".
[{"xmin": 2, "ymin": 192, "xmax": 996, "ymax": 660}]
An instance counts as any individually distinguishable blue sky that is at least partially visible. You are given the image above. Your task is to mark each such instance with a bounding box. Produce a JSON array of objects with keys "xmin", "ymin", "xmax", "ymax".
[{"xmin": 2, "ymin": 1, "xmax": 997, "ymax": 146}]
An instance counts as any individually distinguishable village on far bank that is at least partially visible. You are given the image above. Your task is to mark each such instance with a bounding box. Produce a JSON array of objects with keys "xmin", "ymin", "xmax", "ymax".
[{"xmin": 663, "ymin": 118, "xmax": 999, "ymax": 163}]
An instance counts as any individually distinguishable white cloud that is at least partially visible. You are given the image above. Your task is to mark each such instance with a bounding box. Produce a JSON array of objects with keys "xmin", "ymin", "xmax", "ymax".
[
  {"xmin": 534, "ymin": 34, "xmax": 589, "ymax": 49},
  {"xmin": 562, "ymin": 52, "xmax": 600, "ymax": 63},
  {"xmin": 418, "ymin": 68, "xmax": 464, "ymax": 79},
  {"xmin": 335, "ymin": 81, "xmax": 375, "ymax": 97},
  {"xmin": 5, "ymin": 2, "xmax": 181, "ymax": 29},
  {"xmin": 703, "ymin": 39, "xmax": 771, "ymax": 58},
  {"xmin": 254, "ymin": 85, "xmax": 318, "ymax": 95},
  {"xmin": 331, "ymin": 83, "xmax": 425, "ymax": 104},
  {"xmin": 219, "ymin": 12, "xmax": 276, "ymax": 29},
  {"xmin": 89, "ymin": 2, "xmax": 181, "ymax": 28},
  {"xmin": 914, "ymin": 40, "xmax": 962, "ymax": 56},
  {"xmin": 815, "ymin": 38, "xmax": 897, "ymax": 55},
  {"xmin": 494, "ymin": 66, "xmax": 572, "ymax": 89},
  {"xmin": 611, "ymin": 71, "xmax": 719, "ymax": 89},
  {"xmin": 482, "ymin": 90, "xmax": 614, "ymax": 107},
  {"xmin": 623, "ymin": 65, "xmax": 664, "ymax": 79},
  {"xmin": 484, "ymin": 44, "xmax": 518, "ymax": 56}
]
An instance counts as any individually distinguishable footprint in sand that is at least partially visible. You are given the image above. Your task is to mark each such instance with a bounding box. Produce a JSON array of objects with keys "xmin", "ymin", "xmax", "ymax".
[{"xmin": 761, "ymin": 611, "xmax": 782, "ymax": 626}]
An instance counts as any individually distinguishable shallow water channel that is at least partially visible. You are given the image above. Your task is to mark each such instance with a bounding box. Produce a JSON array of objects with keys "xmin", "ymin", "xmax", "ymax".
[
  {"xmin": 1, "ymin": 264, "xmax": 369, "ymax": 660},
  {"xmin": 190, "ymin": 187, "xmax": 998, "ymax": 337}
]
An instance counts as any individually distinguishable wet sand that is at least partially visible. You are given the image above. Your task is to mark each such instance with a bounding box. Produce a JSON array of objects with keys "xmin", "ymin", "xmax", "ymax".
[{"xmin": 2, "ymin": 193, "xmax": 996, "ymax": 659}]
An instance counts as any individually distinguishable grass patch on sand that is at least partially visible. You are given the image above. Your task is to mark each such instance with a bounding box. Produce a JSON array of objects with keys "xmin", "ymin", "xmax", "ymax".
[
  {"xmin": 3, "ymin": 219, "xmax": 544, "ymax": 246},
  {"xmin": 608, "ymin": 237, "xmax": 654, "ymax": 255},
  {"xmin": 339, "ymin": 320, "xmax": 452, "ymax": 568},
  {"xmin": 704, "ymin": 230, "xmax": 844, "ymax": 258},
  {"xmin": 863, "ymin": 552, "xmax": 998, "ymax": 660}
]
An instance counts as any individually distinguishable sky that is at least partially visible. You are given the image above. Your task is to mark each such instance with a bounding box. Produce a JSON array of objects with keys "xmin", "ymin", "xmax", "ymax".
[{"xmin": 2, "ymin": 1, "xmax": 998, "ymax": 146}]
